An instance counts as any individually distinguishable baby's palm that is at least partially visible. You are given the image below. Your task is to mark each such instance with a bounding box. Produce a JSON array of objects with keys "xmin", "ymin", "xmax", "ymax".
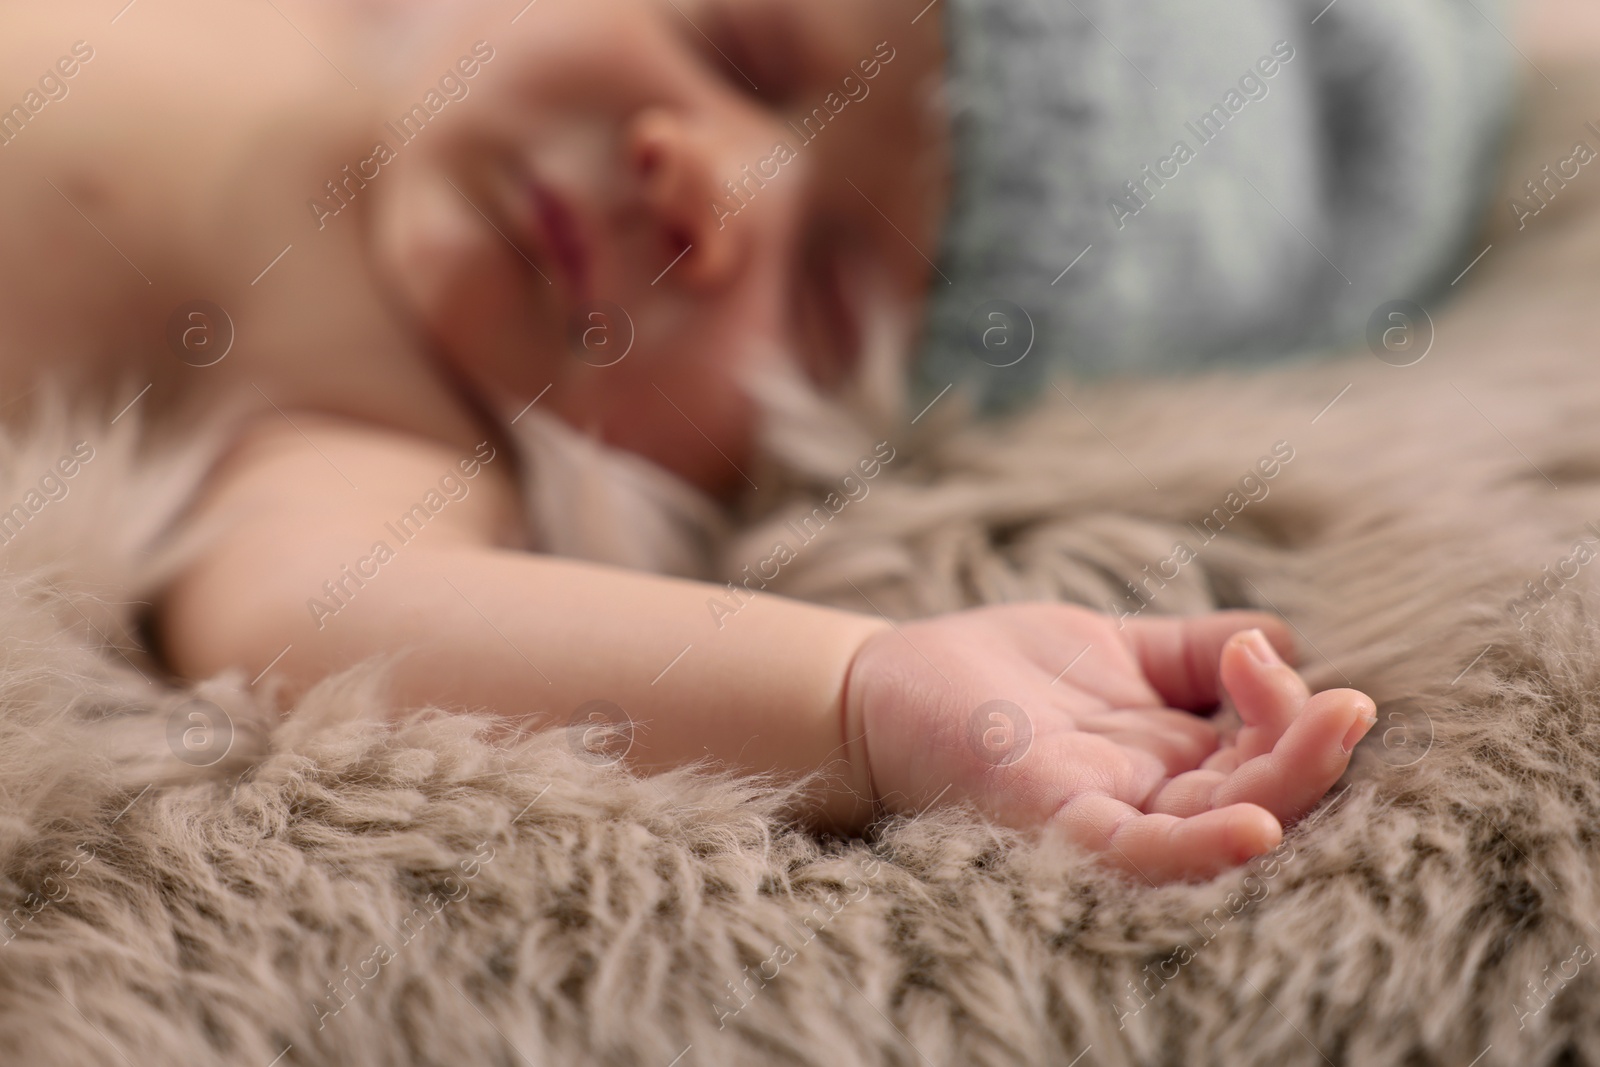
[{"xmin": 844, "ymin": 604, "xmax": 1375, "ymax": 883}]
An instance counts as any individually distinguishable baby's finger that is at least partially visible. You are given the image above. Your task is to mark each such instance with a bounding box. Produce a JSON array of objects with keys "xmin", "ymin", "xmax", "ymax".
[
  {"xmin": 1210, "ymin": 688, "xmax": 1377, "ymax": 823},
  {"xmin": 1121, "ymin": 612, "xmax": 1298, "ymax": 712},
  {"xmin": 1051, "ymin": 794, "xmax": 1283, "ymax": 883},
  {"xmin": 1143, "ymin": 768, "xmax": 1228, "ymax": 817},
  {"xmin": 1218, "ymin": 628, "xmax": 1311, "ymax": 759},
  {"xmin": 1075, "ymin": 708, "xmax": 1220, "ymax": 775}
]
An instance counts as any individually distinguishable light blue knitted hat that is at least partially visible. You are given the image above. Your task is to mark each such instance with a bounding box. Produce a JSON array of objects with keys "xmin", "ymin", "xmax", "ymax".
[{"xmin": 917, "ymin": 0, "xmax": 1517, "ymax": 412}]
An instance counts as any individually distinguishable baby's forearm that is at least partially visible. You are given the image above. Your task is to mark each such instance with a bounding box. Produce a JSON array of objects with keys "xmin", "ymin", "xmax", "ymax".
[
  {"xmin": 319, "ymin": 548, "xmax": 887, "ymax": 825},
  {"xmin": 171, "ymin": 533, "xmax": 888, "ymax": 827}
]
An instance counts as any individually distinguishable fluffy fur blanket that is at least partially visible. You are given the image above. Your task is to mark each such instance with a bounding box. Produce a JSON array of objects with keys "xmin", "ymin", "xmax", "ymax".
[{"xmin": 6, "ymin": 60, "xmax": 1600, "ymax": 1067}]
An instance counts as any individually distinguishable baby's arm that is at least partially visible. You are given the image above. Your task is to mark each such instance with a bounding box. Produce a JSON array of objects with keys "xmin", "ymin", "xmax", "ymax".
[
  {"xmin": 157, "ymin": 414, "xmax": 891, "ymax": 829},
  {"xmin": 158, "ymin": 414, "xmax": 1375, "ymax": 881}
]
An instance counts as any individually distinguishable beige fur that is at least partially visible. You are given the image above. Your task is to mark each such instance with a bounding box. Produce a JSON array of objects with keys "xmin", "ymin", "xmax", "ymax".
[{"xmin": 6, "ymin": 62, "xmax": 1600, "ymax": 1067}]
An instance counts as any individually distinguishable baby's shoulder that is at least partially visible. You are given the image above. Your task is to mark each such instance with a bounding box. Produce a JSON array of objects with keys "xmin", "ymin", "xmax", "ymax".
[{"xmin": 196, "ymin": 409, "xmax": 523, "ymax": 548}]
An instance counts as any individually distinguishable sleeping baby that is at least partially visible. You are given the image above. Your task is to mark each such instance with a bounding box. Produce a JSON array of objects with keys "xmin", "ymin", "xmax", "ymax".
[{"xmin": 0, "ymin": 0, "xmax": 1509, "ymax": 883}]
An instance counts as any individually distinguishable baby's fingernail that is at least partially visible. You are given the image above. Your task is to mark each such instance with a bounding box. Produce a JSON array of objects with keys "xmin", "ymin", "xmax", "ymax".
[
  {"xmin": 1242, "ymin": 628, "xmax": 1281, "ymax": 667},
  {"xmin": 1341, "ymin": 707, "xmax": 1378, "ymax": 753}
]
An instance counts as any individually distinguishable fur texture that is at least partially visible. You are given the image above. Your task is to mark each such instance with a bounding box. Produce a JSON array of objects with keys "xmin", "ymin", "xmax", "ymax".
[{"xmin": 6, "ymin": 63, "xmax": 1600, "ymax": 1067}]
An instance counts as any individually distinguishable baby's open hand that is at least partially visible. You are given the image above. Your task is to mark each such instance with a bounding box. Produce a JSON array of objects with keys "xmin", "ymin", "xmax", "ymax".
[{"xmin": 842, "ymin": 604, "xmax": 1376, "ymax": 883}]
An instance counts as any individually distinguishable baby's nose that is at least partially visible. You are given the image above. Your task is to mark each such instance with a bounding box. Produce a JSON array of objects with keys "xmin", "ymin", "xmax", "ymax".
[{"xmin": 624, "ymin": 106, "xmax": 773, "ymax": 292}]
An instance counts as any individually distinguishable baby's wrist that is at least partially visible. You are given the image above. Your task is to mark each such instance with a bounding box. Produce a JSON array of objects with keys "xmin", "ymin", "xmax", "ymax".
[
  {"xmin": 813, "ymin": 618, "xmax": 893, "ymax": 833},
  {"xmin": 682, "ymin": 584, "xmax": 890, "ymax": 832}
]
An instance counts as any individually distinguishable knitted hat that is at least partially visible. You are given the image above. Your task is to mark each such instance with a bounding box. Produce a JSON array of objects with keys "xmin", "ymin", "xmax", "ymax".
[{"xmin": 916, "ymin": 0, "xmax": 1516, "ymax": 412}]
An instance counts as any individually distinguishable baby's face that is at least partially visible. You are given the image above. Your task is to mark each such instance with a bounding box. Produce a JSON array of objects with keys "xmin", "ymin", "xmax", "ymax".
[{"xmin": 371, "ymin": 0, "xmax": 949, "ymax": 494}]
